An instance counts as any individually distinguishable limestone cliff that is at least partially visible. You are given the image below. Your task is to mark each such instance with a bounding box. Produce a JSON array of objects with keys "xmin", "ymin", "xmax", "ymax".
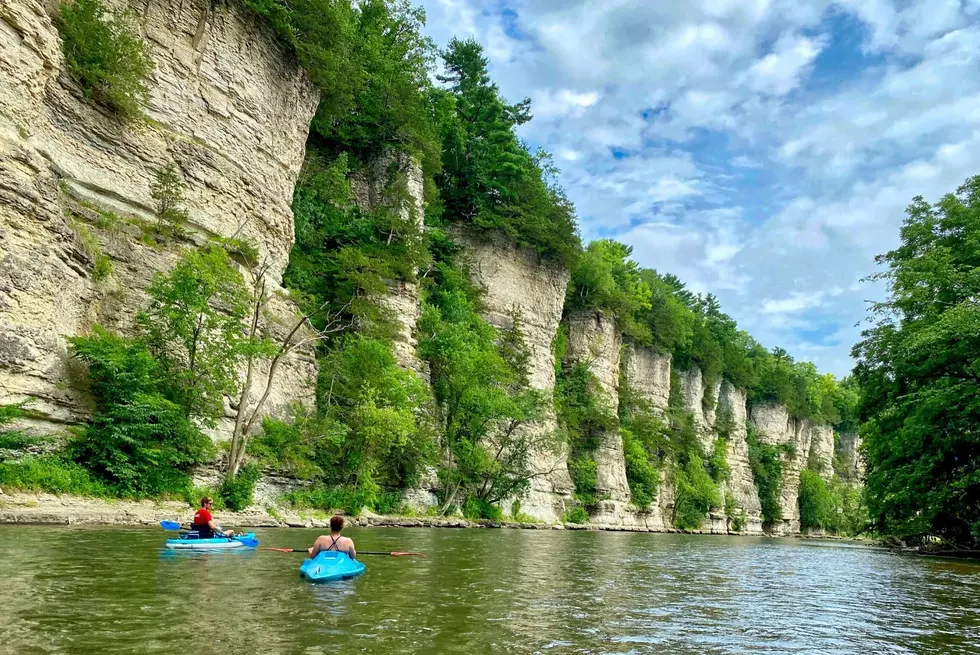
[
  {"xmin": 449, "ymin": 227, "xmax": 572, "ymax": 522},
  {"xmin": 835, "ymin": 431, "xmax": 864, "ymax": 481},
  {"xmin": 716, "ymin": 381, "xmax": 763, "ymax": 534},
  {"xmin": 564, "ymin": 310, "xmax": 630, "ymax": 524},
  {"xmin": 350, "ymin": 151, "xmax": 427, "ymax": 379},
  {"xmin": 749, "ymin": 403, "xmax": 839, "ymax": 534},
  {"xmin": 0, "ymin": 0, "xmax": 318, "ymax": 436}
]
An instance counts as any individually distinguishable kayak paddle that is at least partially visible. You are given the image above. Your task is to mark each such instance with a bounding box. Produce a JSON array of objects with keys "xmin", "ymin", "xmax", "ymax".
[
  {"xmin": 159, "ymin": 520, "xmax": 258, "ymax": 547},
  {"xmin": 260, "ymin": 548, "xmax": 426, "ymax": 557}
]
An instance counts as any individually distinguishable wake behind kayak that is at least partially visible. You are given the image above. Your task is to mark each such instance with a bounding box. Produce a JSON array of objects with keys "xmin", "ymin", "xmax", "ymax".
[{"xmin": 299, "ymin": 551, "xmax": 366, "ymax": 582}]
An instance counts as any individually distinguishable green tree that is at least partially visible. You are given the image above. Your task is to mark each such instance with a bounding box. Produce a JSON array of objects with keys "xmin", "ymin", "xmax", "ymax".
[
  {"xmin": 436, "ymin": 38, "xmax": 580, "ymax": 266},
  {"xmin": 150, "ymin": 163, "xmax": 189, "ymax": 239},
  {"xmin": 57, "ymin": 0, "xmax": 154, "ymax": 120},
  {"xmin": 138, "ymin": 245, "xmax": 250, "ymax": 423},
  {"xmin": 853, "ymin": 176, "xmax": 980, "ymax": 548},
  {"xmin": 419, "ymin": 265, "xmax": 555, "ymax": 514},
  {"xmin": 566, "ymin": 240, "xmax": 652, "ymax": 342}
]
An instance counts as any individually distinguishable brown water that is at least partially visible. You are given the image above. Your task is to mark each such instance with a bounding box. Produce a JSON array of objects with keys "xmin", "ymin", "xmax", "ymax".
[{"xmin": 0, "ymin": 525, "xmax": 978, "ymax": 654}]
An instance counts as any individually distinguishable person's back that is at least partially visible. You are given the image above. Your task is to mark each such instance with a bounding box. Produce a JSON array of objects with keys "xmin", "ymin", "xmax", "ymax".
[{"xmin": 307, "ymin": 515, "xmax": 356, "ymax": 560}]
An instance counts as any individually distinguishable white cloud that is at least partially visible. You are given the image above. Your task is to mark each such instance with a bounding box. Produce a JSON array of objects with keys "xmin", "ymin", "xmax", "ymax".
[
  {"xmin": 741, "ymin": 33, "xmax": 827, "ymax": 96},
  {"xmin": 415, "ymin": 0, "xmax": 980, "ymax": 376}
]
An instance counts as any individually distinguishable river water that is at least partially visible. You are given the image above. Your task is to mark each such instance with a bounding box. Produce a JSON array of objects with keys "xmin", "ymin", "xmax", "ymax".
[{"xmin": 0, "ymin": 525, "xmax": 978, "ymax": 654}]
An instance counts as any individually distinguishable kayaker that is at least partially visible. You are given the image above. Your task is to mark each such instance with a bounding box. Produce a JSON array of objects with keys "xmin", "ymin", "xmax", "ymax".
[
  {"xmin": 307, "ymin": 515, "xmax": 357, "ymax": 560},
  {"xmin": 191, "ymin": 496, "xmax": 235, "ymax": 539}
]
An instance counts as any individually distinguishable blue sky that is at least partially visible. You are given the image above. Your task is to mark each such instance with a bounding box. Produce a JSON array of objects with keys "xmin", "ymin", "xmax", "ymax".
[{"xmin": 416, "ymin": 0, "xmax": 980, "ymax": 376}]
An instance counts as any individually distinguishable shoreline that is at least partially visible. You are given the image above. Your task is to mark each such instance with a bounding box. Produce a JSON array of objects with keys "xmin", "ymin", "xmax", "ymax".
[{"xmin": 0, "ymin": 489, "xmax": 862, "ymax": 539}]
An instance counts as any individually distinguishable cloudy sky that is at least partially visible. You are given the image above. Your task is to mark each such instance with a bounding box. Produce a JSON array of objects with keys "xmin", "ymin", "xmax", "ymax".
[{"xmin": 414, "ymin": 0, "xmax": 980, "ymax": 376}]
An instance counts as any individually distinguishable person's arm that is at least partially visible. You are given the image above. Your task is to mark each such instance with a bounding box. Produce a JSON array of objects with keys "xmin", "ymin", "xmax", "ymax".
[
  {"xmin": 207, "ymin": 518, "xmax": 232, "ymax": 537},
  {"xmin": 347, "ymin": 538, "xmax": 357, "ymax": 561},
  {"xmin": 307, "ymin": 537, "xmax": 324, "ymax": 558}
]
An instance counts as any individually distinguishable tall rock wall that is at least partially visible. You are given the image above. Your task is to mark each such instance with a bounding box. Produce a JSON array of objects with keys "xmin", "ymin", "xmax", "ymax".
[
  {"xmin": 621, "ymin": 344, "xmax": 671, "ymax": 418},
  {"xmin": 749, "ymin": 403, "xmax": 839, "ymax": 534},
  {"xmin": 565, "ymin": 310, "xmax": 630, "ymax": 510},
  {"xmin": 835, "ymin": 431, "xmax": 864, "ymax": 481},
  {"xmin": 449, "ymin": 228, "xmax": 572, "ymax": 522},
  {"xmin": 716, "ymin": 381, "xmax": 763, "ymax": 534},
  {"xmin": 350, "ymin": 151, "xmax": 427, "ymax": 379},
  {"xmin": 0, "ymin": 0, "xmax": 319, "ymax": 435}
]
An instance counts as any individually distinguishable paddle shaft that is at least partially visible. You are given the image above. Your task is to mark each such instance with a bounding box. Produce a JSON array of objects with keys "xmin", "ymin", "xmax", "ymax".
[{"xmin": 260, "ymin": 548, "xmax": 424, "ymax": 557}]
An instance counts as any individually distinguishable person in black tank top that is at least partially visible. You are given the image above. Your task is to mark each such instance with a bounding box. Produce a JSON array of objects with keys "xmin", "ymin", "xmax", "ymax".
[{"xmin": 306, "ymin": 515, "xmax": 357, "ymax": 560}]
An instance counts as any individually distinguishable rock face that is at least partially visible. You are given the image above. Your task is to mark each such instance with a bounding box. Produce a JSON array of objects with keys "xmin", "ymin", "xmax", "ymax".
[
  {"xmin": 749, "ymin": 402, "xmax": 838, "ymax": 534},
  {"xmin": 565, "ymin": 310, "xmax": 630, "ymax": 508},
  {"xmin": 621, "ymin": 344, "xmax": 671, "ymax": 417},
  {"xmin": 350, "ymin": 151, "xmax": 427, "ymax": 379},
  {"xmin": 0, "ymin": 0, "xmax": 318, "ymax": 434},
  {"xmin": 716, "ymin": 381, "xmax": 763, "ymax": 534},
  {"xmin": 835, "ymin": 431, "xmax": 864, "ymax": 481},
  {"xmin": 449, "ymin": 228, "xmax": 572, "ymax": 522}
]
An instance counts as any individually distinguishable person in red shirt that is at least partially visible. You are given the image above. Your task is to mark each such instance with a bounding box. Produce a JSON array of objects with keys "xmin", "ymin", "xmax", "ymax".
[{"xmin": 191, "ymin": 497, "xmax": 234, "ymax": 539}]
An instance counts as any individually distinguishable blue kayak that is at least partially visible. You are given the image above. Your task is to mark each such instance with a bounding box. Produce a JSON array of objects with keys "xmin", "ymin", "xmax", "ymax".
[
  {"xmin": 299, "ymin": 551, "xmax": 366, "ymax": 582},
  {"xmin": 165, "ymin": 532, "xmax": 258, "ymax": 550}
]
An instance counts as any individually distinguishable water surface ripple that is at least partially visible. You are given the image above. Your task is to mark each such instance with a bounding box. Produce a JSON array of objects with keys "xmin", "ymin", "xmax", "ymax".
[{"xmin": 0, "ymin": 526, "xmax": 978, "ymax": 654}]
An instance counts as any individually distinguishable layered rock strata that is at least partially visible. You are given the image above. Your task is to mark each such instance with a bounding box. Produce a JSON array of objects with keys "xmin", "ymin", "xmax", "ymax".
[
  {"xmin": 449, "ymin": 228, "xmax": 572, "ymax": 522},
  {"xmin": 350, "ymin": 151, "xmax": 427, "ymax": 379},
  {"xmin": 0, "ymin": 0, "xmax": 318, "ymax": 435},
  {"xmin": 716, "ymin": 381, "xmax": 763, "ymax": 534},
  {"xmin": 564, "ymin": 310, "xmax": 631, "ymax": 525}
]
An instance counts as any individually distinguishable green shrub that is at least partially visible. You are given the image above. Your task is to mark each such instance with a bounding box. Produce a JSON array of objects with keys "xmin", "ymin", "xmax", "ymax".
[
  {"xmin": 57, "ymin": 0, "xmax": 154, "ymax": 120},
  {"xmin": 563, "ymin": 505, "xmax": 589, "ymax": 524},
  {"xmin": 708, "ymin": 437, "xmax": 730, "ymax": 483},
  {"xmin": 149, "ymin": 164, "xmax": 189, "ymax": 239},
  {"xmin": 462, "ymin": 495, "xmax": 503, "ymax": 521},
  {"xmin": 185, "ymin": 486, "xmax": 225, "ymax": 510},
  {"xmin": 0, "ymin": 455, "xmax": 112, "ymax": 497},
  {"xmin": 219, "ymin": 462, "xmax": 262, "ymax": 511},
  {"xmin": 69, "ymin": 327, "xmax": 214, "ymax": 497},
  {"xmin": 747, "ymin": 425, "xmax": 783, "ymax": 526},
  {"xmin": 284, "ymin": 485, "xmax": 402, "ymax": 516},
  {"xmin": 798, "ymin": 468, "xmax": 834, "ymax": 531},
  {"xmin": 568, "ymin": 456, "xmax": 598, "ymax": 504},
  {"xmin": 672, "ymin": 455, "xmax": 722, "ymax": 530},
  {"xmin": 93, "ymin": 254, "xmax": 113, "ymax": 281},
  {"xmin": 622, "ymin": 427, "xmax": 658, "ymax": 508}
]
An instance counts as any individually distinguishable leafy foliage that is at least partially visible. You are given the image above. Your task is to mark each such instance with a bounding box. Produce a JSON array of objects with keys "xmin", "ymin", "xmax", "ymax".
[
  {"xmin": 436, "ymin": 38, "xmax": 581, "ymax": 266},
  {"xmin": 673, "ymin": 454, "xmax": 722, "ymax": 531},
  {"xmin": 0, "ymin": 455, "xmax": 112, "ymax": 497},
  {"xmin": 57, "ymin": 0, "xmax": 153, "ymax": 120},
  {"xmin": 219, "ymin": 462, "xmax": 262, "ymax": 511},
  {"xmin": 747, "ymin": 424, "xmax": 783, "ymax": 526},
  {"xmin": 284, "ymin": 485, "xmax": 401, "ymax": 516},
  {"xmin": 149, "ymin": 164, "xmax": 189, "ymax": 239},
  {"xmin": 854, "ymin": 176, "xmax": 980, "ymax": 547},
  {"xmin": 138, "ymin": 245, "xmax": 251, "ymax": 424},
  {"xmin": 68, "ymin": 327, "xmax": 213, "ymax": 497},
  {"xmin": 420, "ymin": 266, "xmax": 553, "ymax": 510},
  {"xmin": 566, "ymin": 240, "xmax": 651, "ymax": 341}
]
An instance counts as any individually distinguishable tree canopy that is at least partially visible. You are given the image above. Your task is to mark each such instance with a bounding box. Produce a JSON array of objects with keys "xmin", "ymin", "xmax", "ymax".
[{"xmin": 854, "ymin": 176, "xmax": 980, "ymax": 548}]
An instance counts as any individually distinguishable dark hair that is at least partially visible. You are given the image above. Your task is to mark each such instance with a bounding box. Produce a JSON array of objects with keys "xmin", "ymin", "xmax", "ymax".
[
  {"xmin": 201, "ymin": 497, "xmax": 213, "ymax": 507},
  {"xmin": 330, "ymin": 515, "xmax": 344, "ymax": 532}
]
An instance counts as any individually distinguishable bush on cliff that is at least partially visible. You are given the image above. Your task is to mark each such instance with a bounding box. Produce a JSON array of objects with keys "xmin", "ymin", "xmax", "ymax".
[
  {"xmin": 57, "ymin": 0, "xmax": 154, "ymax": 120},
  {"xmin": 0, "ymin": 455, "xmax": 112, "ymax": 497}
]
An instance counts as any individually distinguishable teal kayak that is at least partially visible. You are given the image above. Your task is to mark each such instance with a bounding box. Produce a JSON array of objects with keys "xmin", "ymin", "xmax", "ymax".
[
  {"xmin": 299, "ymin": 551, "xmax": 366, "ymax": 582},
  {"xmin": 165, "ymin": 532, "xmax": 258, "ymax": 550}
]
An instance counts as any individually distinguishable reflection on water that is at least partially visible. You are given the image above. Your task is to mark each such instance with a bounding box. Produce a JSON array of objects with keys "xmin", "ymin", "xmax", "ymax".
[{"xmin": 0, "ymin": 525, "xmax": 978, "ymax": 654}]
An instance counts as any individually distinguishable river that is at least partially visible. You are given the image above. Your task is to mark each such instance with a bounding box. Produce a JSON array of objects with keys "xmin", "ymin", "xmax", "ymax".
[{"xmin": 0, "ymin": 525, "xmax": 978, "ymax": 654}]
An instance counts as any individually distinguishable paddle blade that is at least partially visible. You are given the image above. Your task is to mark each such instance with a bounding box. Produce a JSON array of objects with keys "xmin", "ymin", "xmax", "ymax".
[
  {"xmin": 160, "ymin": 520, "xmax": 182, "ymax": 531},
  {"xmin": 234, "ymin": 536, "xmax": 259, "ymax": 548},
  {"xmin": 259, "ymin": 547, "xmax": 307, "ymax": 553}
]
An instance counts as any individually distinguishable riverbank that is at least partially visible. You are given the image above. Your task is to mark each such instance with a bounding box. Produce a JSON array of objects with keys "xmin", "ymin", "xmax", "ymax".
[{"xmin": 0, "ymin": 488, "xmax": 866, "ymax": 538}]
